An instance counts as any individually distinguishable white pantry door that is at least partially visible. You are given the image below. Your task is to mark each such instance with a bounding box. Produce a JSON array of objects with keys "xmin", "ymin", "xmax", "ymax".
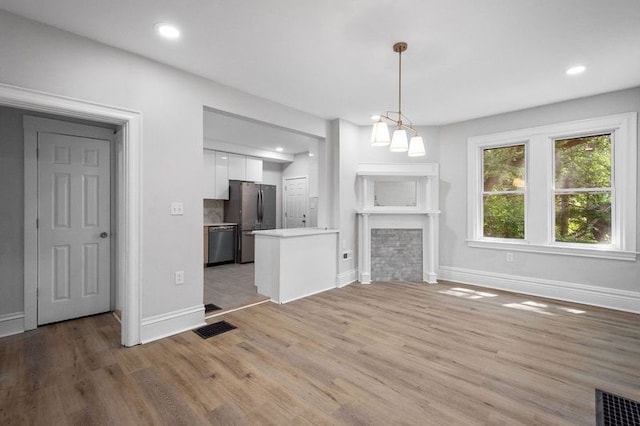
[
  {"xmin": 37, "ymin": 132, "xmax": 111, "ymax": 325},
  {"xmin": 284, "ymin": 177, "xmax": 308, "ymax": 228}
]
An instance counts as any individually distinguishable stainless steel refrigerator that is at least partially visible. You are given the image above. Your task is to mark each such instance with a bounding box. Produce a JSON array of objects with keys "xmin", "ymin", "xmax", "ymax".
[{"xmin": 224, "ymin": 180, "xmax": 276, "ymax": 263}]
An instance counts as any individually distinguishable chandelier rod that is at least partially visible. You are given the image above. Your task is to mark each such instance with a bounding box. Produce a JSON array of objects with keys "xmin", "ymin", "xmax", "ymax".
[{"xmin": 398, "ymin": 44, "xmax": 402, "ymax": 123}]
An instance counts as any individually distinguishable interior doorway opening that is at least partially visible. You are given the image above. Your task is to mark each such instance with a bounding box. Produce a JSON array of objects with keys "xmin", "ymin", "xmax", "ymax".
[{"xmin": 0, "ymin": 83, "xmax": 142, "ymax": 347}]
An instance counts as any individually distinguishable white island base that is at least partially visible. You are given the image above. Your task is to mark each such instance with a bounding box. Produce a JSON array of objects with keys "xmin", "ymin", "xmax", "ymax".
[{"xmin": 253, "ymin": 228, "xmax": 338, "ymax": 304}]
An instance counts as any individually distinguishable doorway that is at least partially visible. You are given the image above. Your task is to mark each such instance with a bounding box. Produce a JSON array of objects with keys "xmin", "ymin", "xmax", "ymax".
[
  {"xmin": 26, "ymin": 116, "xmax": 114, "ymax": 325},
  {"xmin": 284, "ymin": 176, "xmax": 308, "ymax": 228},
  {"xmin": 0, "ymin": 83, "xmax": 142, "ymax": 346}
]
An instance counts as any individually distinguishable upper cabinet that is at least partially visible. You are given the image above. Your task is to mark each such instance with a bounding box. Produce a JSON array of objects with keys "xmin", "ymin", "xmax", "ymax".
[
  {"xmin": 204, "ymin": 150, "xmax": 264, "ymax": 199},
  {"xmin": 245, "ymin": 157, "xmax": 263, "ymax": 182},
  {"xmin": 203, "ymin": 150, "xmax": 231, "ymax": 200},
  {"xmin": 228, "ymin": 153, "xmax": 263, "ymax": 182},
  {"xmin": 227, "ymin": 153, "xmax": 246, "ymax": 181},
  {"xmin": 215, "ymin": 152, "xmax": 229, "ymax": 199},
  {"xmin": 203, "ymin": 149, "xmax": 218, "ymax": 199}
]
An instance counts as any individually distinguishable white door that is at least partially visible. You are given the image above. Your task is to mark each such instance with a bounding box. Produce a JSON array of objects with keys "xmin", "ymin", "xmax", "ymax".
[
  {"xmin": 284, "ymin": 177, "xmax": 308, "ymax": 228},
  {"xmin": 37, "ymin": 132, "xmax": 111, "ymax": 325}
]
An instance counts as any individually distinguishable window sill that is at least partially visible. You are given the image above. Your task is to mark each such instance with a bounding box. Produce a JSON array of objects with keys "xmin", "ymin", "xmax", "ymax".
[{"xmin": 467, "ymin": 240, "xmax": 637, "ymax": 261}]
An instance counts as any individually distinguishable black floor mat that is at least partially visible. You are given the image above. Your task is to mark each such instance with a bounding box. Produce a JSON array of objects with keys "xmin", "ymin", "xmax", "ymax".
[
  {"xmin": 204, "ymin": 303, "xmax": 222, "ymax": 313},
  {"xmin": 596, "ymin": 389, "xmax": 640, "ymax": 426},
  {"xmin": 193, "ymin": 321, "xmax": 237, "ymax": 339}
]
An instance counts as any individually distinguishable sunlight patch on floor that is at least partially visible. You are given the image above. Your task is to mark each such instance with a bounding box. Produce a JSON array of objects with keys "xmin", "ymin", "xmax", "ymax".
[
  {"xmin": 503, "ymin": 300, "xmax": 587, "ymax": 316},
  {"xmin": 438, "ymin": 287, "xmax": 498, "ymax": 299}
]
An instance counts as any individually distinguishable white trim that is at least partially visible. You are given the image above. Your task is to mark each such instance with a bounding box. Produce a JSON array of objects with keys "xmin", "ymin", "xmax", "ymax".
[
  {"xmin": 336, "ymin": 270, "xmax": 357, "ymax": 287},
  {"xmin": 278, "ymin": 285, "xmax": 337, "ymax": 304},
  {"xmin": 140, "ymin": 305, "xmax": 205, "ymax": 344},
  {"xmin": 204, "ymin": 299, "xmax": 270, "ymax": 320},
  {"xmin": 0, "ymin": 82, "xmax": 142, "ymax": 347},
  {"xmin": 0, "ymin": 312, "xmax": 25, "ymax": 338},
  {"xmin": 439, "ymin": 265, "xmax": 640, "ymax": 314},
  {"xmin": 356, "ymin": 162, "xmax": 439, "ymax": 177},
  {"xmin": 467, "ymin": 240, "xmax": 637, "ymax": 261},
  {"xmin": 467, "ymin": 112, "xmax": 637, "ymax": 256}
]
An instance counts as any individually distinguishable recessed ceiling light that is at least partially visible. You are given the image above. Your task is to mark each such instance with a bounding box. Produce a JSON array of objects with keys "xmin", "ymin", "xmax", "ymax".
[
  {"xmin": 565, "ymin": 65, "xmax": 586, "ymax": 76},
  {"xmin": 308, "ymin": 153, "xmax": 315, "ymax": 157},
  {"xmin": 155, "ymin": 23, "xmax": 180, "ymax": 40},
  {"xmin": 275, "ymin": 147, "xmax": 284, "ymax": 152},
  {"xmin": 370, "ymin": 114, "xmax": 380, "ymax": 121}
]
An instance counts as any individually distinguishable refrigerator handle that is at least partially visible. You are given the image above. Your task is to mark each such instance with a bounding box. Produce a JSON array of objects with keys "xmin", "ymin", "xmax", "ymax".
[{"xmin": 260, "ymin": 189, "xmax": 264, "ymax": 223}]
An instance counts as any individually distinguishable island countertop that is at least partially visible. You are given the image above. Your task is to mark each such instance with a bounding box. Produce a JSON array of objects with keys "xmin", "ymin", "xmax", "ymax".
[{"xmin": 253, "ymin": 228, "xmax": 338, "ymax": 238}]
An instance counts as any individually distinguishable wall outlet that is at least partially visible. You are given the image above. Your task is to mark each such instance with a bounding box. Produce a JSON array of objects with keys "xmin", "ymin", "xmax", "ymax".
[
  {"xmin": 506, "ymin": 252, "xmax": 514, "ymax": 262},
  {"xmin": 170, "ymin": 202, "xmax": 184, "ymax": 215},
  {"xmin": 174, "ymin": 270, "xmax": 185, "ymax": 285}
]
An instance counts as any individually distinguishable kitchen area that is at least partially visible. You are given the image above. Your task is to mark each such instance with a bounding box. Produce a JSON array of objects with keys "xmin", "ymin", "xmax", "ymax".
[{"xmin": 202, "ymin": 108, "xmax": 321, "ymax": 314}]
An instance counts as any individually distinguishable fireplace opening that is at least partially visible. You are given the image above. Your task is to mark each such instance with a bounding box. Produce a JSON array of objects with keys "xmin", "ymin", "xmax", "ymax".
[{"xmin": 371, "ymin": 229, "xmax": 423, "ymax": 281}]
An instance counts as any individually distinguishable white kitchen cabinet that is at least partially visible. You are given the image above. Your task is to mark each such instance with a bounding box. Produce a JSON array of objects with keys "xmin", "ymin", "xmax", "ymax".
[
  {"xmin": 228, "ymin": 153, "xmax": 246, "ymax": 181},
  {"xmin": 228, "ymin": 153, "xmax": 263, "ymax": 182},
  {"xmin": 245, "ymin": 157, "xmax": 263, "ymax": 182},
  {"xmin": 215, "ymin": 151, "xmax": 229, "ymax": 199},
  {"xmin": 203, "ymin": 149, "xmax": 217, "ymax": 199}
]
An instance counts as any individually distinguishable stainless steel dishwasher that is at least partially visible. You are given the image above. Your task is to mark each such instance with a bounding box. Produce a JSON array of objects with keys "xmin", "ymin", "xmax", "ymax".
[{"xmin": 208, "ymin": 225, "xmax": 236, "ymax": 265}]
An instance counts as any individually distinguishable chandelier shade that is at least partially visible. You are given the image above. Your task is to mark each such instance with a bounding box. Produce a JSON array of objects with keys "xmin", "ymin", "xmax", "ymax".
[
  {"xmin": 408, "ymin": 136, "xmax": 426, "ymax": 157},
  {"xmin": 389, "ymin": 129, "xmax": 409, "ymax": 152},
  {"xmin": 370, "ymin": 42, "xmax": 425, "ymax": 157},
  {"xmin": 370, "ymin": 120, "xmax": 390, "ymax": 146}
]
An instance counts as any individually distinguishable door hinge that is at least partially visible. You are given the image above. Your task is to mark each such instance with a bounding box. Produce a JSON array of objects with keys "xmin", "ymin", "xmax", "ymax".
[{"xmin": 36, "ymin": 218, "xmax": 39, "ymax": 228}]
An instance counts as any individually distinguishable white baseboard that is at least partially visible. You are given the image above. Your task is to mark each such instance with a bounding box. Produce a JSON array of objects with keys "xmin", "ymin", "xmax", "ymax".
[
  {"xmin": 336, "ymin": 269, "xmax": 357, "ymax": 288},
  {"xmin": 140, "ymin": 305, "xmax": 206, "ymax": 344},
  {"xmin": 0, "ymin": 312, "xmax": 25, "ymax": 338},
  {"xmin": 424, "ymin": 272, "xmax": 438, "ymax": 284},
  {"xmin": 279, "ymin": 285, "xmax": 338, "ymax": 304},
  {"xmin": 439, "ymin": 265, "xmax": 640, "ymax": 314}
]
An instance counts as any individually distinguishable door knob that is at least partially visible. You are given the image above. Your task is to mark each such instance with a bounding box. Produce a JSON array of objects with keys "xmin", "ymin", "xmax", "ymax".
[{"xmin": 100, "ymin": 232, "xmax": 109, "ymax": 238}]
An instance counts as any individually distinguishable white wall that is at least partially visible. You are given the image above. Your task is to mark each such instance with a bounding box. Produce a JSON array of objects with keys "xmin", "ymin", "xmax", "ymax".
[
  {"xmin": 0, "ymin": 108, "xmax": 25, "ymax": 316},
  {"xmin": 0, "ymin": 10, "xmax": 326, "ymax": 336},
  {"xmin": 438, "ymin": 87, "xmax": 640, "ymax": 308},
  {"xmin": 261, "ymin": 161, "xmax": 283, "ymax": 228}
]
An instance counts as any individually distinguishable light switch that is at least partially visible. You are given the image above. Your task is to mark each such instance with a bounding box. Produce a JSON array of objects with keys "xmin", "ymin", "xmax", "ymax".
[{"xmin": 170, "ymin": 202, "xmax": 184, "ymax": 215}]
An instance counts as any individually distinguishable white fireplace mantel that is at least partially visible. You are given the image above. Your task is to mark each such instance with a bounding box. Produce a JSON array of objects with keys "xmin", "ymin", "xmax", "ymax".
[{"xmin": 356, "ymin": 163, "xmax": 440, "ymax": 284}]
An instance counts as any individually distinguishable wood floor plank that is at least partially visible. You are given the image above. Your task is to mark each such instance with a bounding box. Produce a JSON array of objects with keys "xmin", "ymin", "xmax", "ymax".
[{"xmin": 1, "ymin": 280, "xmax": 639, "ymax": 425}]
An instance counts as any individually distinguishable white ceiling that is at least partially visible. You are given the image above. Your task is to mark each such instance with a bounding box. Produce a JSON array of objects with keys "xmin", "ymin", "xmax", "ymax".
[{"xmin": 1, "ymin": 0, "xmax": 639, "ymax": 126}]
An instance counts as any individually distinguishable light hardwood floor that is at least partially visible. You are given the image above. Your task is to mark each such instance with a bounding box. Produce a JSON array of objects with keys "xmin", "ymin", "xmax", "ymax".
[{"xmin": 1, "ymin": 280, "xmax": 639, "ymax": 425}]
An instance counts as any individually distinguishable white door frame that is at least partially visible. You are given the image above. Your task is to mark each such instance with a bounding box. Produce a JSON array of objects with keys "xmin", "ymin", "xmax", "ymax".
[
  {"xmin": 0, "ymin": 82, "xmax": 142, "ymax": 347},
  {"xmin": 283, "ymin": 175, "xmax": 308, "ymax": 228}
]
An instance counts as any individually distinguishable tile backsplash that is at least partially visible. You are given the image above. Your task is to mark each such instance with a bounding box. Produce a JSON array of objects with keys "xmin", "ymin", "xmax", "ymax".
[{"xmin": 204, "ymin": 199, "xmax": 224, "ymax": 223}]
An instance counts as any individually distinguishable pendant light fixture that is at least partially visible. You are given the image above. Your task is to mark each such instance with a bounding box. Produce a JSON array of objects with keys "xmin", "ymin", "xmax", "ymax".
[{"xmin": 371, "ymin": 42, "xmax": 426, "ymax": 157}]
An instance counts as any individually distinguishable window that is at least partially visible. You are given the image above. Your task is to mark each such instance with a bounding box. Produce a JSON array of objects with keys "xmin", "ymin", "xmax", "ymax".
[
  {"xmin": 467, "ymin": 113, "xmax": 637, "ymax": 260},
  {"xmin": 554, "ymin": 134, "xmax": 611, "ymax": 244},
  {"xmin": 482, "ymin": 144, "xmax": 526, "ymax": 239}
]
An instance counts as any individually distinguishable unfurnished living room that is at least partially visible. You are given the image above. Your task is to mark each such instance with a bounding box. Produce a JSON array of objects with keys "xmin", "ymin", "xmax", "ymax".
[{"xmin": 1, "ymin": 1, "xmax": 639, "ymax": 425}]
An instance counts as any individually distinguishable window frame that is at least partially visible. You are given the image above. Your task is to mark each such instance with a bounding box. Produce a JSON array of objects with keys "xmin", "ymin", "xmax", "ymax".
[
  {"xmin": 479, "ymin": 141, "xmax": 528, "ymax": 242},
  {"xmin": 467, "ymin": 113, "xmax": 637, "ymax": 261},
  {"xmin": 551, "ymin": 132, "xmax": 614, "ymax": 247}
]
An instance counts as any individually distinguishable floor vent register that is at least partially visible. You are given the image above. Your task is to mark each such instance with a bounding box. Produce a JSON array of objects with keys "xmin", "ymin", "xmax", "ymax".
[
  {"xmin": 596, "ymin": 389, "xmax": 640, "ymax": 426},
  {"xmin": 204, "ymin": 303, "xmax": 222, "ymax": 313},
  {"xmin": 194, "ymin": 321, "xmax": 237, "ymax": 339}
]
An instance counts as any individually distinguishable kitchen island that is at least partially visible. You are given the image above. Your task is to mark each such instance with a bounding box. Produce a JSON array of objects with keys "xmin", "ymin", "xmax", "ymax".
[{"xmin": 253, "ymin": 228, "xmax": 338, "ymax": 304}]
